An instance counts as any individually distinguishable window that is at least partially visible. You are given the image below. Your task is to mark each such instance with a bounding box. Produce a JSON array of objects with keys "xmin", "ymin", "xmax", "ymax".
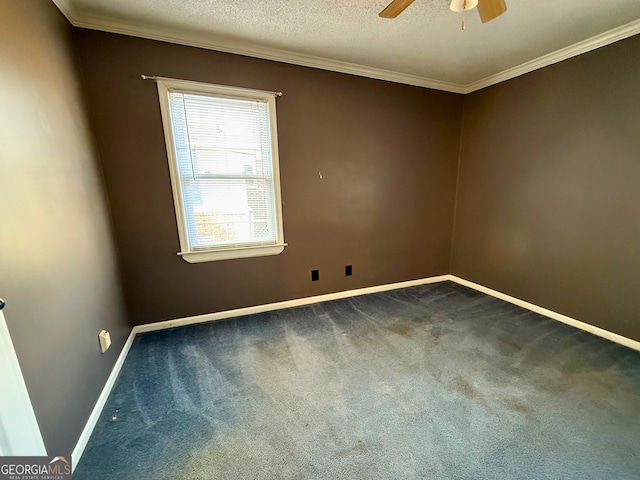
[{"xmin": 156, "ymin": 78, "xmax": 285, "ymax": 263}]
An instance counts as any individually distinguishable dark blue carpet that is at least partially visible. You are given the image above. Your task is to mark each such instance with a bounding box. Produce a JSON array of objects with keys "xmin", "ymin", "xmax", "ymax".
[{"xmin": 74, "ymin": 282, "xmax": 640, "ymax": 479}]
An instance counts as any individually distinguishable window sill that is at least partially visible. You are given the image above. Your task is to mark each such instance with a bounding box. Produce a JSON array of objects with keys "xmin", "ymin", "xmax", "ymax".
[{"xmin": 178, "ymin": 243, "xmax": 287, "ymax": 263}]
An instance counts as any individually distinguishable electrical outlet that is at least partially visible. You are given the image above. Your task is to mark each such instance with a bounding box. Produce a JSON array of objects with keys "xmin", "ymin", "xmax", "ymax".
[
  {"xmin": 345, "ymin": 265, "xmax": 353, "ymax": 276},
  {"xmin": 311, "ymin": 269, "xmax": 319, "ymax": 281}
]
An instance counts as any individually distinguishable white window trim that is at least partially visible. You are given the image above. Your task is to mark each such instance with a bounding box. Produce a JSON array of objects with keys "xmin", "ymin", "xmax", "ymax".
[{"xmin": 156, "ymin": 78, "xmax": 286, "ymax": 263}]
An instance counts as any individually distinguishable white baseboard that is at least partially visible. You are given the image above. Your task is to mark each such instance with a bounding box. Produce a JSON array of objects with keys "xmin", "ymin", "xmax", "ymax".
[
  {"xmin": 132, "ymin": 275, "xmax": 451, "ymax": 334},
  {"xmin": 70, "ymin": 274, "xmax": 448, "ymax": 469},
  {"xmin": 133, "ymin": 273, "xmax": 640, "ymax": 352},
  {"xmin": 71, "ymin": 272, "xmax": 640, "ymax": 470},
  {"xmin": 71, "ymin": 329, "xmax": 136, "ymax": 472},
  {"xmin": 448, "ymin": 275, "xmax": 640, "ymax": 352}
]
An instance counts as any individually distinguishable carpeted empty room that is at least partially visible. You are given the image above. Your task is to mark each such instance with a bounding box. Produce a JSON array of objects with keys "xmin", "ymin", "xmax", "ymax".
[
  {"xmin": 74, "ymin": 283, "xmax": 640, "ymax": 479},
  {"xmin": 3, "ymin": 1, "xmax": 640, "ymax": 479}
]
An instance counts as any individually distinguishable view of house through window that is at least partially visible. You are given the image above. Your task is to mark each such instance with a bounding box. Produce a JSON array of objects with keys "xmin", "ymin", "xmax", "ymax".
[{"xmin": 157, "ymin": 79, "xmax": 285, "ymax": 262}]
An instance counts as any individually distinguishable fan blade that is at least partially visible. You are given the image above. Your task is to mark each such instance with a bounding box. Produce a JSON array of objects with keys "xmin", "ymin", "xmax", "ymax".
[
  {"xmin": 477, "ymin": 0, "xmax": 507, "ymax": 23},
  {"xmin": 379, "ymin": 0, "xmax": 416, "ymax": 18}
]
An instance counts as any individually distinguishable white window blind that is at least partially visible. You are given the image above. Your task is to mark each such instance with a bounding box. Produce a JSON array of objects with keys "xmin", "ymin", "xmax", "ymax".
[{"xmin": 157, "ymin": 79, "xmax": 285, "ymax": 263}]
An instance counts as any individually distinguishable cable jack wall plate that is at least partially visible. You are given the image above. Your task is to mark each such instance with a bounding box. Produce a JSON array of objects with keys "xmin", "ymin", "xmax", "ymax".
[{"xmin": 99, "ymin": 330, "xmax": 111, "ymax": 353}]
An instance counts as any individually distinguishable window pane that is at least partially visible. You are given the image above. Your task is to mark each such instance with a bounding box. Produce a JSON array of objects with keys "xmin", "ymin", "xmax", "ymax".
[
  {"xmin": 168, "ymin": 90, "xmax": 278, "ymax": 250},
  {"xmin": 170, "ymin": 93, "xmax": 272, "ymax": 178},
  {"xmin": 182, "ymin": 177, "xmax": 277, "ymax": 248}
]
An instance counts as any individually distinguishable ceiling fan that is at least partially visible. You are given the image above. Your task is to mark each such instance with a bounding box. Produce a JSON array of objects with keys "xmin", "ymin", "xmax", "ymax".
[{"xmin": 379, "ymin": 0, "xmax": 507, "ymax": 23}]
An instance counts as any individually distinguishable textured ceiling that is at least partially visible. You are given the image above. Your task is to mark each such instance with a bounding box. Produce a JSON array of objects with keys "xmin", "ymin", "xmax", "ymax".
[{"xmin": 63, "ymin": 0, "xmax": 640, "ymax": 88}]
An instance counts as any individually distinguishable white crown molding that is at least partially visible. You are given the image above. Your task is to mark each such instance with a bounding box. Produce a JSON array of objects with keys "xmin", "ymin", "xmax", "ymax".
[
  {"xmin": 50, "ymin": 0, "xmax": 464, "ymax": 94},
  {"xmin": 51, "ymin": 0, "xmax": 76, "ymax": 22},
  {"xmin": 52, "ymin": 0, "xmax": 640, "ymax": 94},
  {"xmin": 462, "ymin": 18, "xmax": 640, "ymax": 93}
]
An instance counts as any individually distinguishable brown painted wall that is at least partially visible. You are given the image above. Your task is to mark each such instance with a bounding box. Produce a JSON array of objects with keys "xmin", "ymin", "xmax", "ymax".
[
  {"xmin": 451, "ymin": 34, "xmax": 640, "ymax": 341},
  {"xmin": 3, "ymin": 0, "xmax": 637, "ymax": 458},
  {"xmin": 0, "ymin": 1, "xmax": 129, "ymax": 454},
  {"xmin": 74, "ymin": 30, "xmax": 463, "ymax": 325}
]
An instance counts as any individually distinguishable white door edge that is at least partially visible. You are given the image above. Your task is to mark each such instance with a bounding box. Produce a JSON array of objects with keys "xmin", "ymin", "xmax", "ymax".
[{"xmin": 0, "ymin": 308, "xmax": 47, "ymax": 456}]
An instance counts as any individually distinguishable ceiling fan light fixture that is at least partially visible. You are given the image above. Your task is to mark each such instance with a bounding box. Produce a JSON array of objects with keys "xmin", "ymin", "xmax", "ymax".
[{"xmin": 450, "ymin": 0, "xmax": 478, "ymax": 12}]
